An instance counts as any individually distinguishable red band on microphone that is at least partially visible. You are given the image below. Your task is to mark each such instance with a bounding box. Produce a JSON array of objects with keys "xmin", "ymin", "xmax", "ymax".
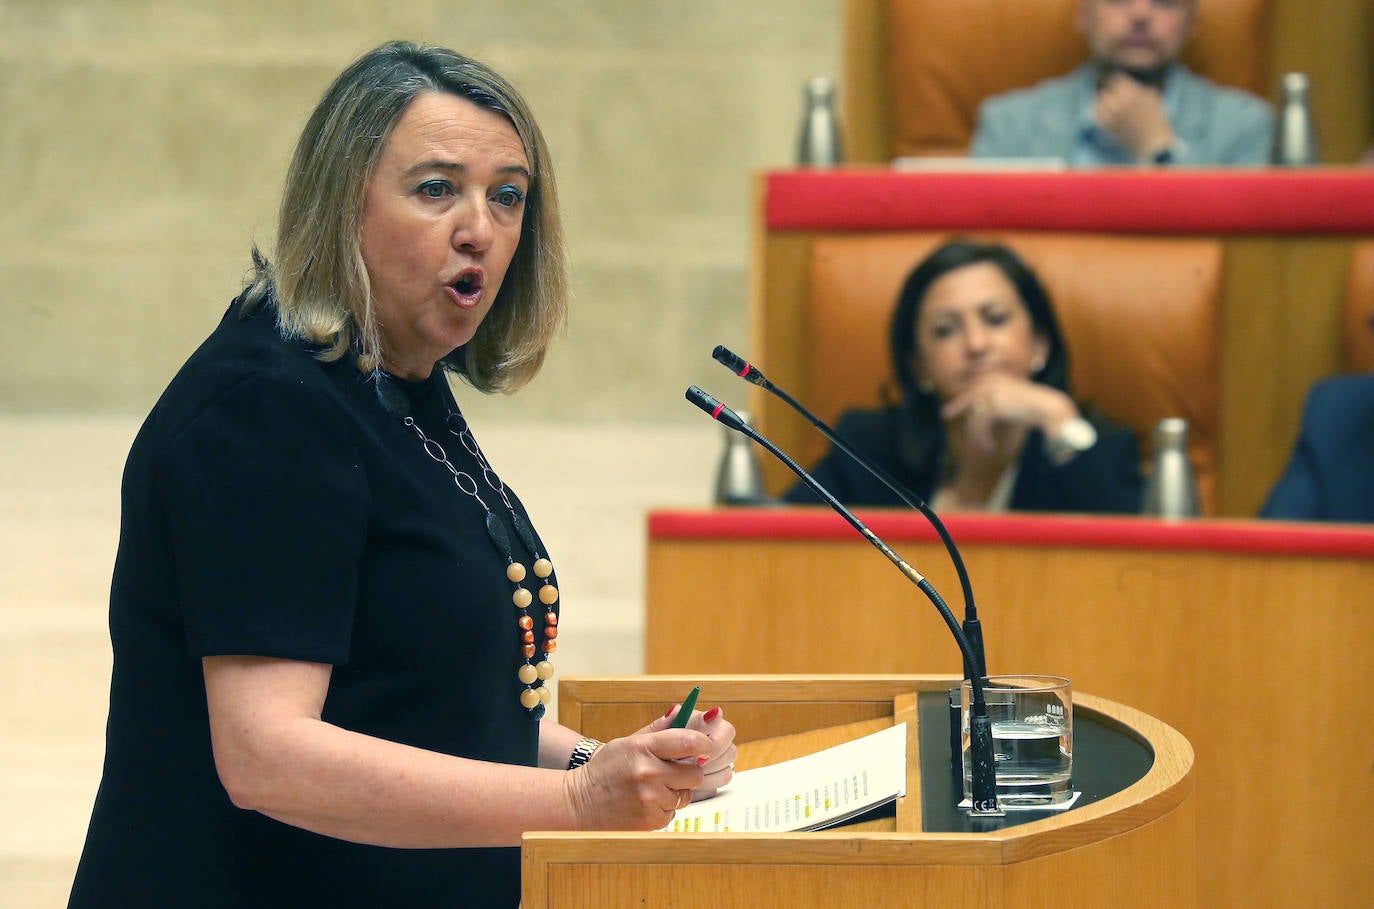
[
  {"xmin": 737, "ymin": 364, "xmax": 751, "ymax": 377},
  {"xmin": 711, "ymin": 403, "xmax": 725, "ymax": 420}
]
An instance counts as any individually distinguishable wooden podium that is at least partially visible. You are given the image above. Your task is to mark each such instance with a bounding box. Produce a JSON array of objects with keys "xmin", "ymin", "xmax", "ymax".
[
  {"xmin": 523, "ymin": 676, "xmax": 1195, "ymax": 909},
  {"xmin": 644, "ymin": 511, "xmax": 1374, "ymax": 907}
]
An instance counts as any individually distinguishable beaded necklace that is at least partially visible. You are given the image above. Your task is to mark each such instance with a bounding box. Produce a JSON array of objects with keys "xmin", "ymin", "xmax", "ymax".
[{"xmin": 379, "ymin": 373, "xmax": 558, "ymax": 720}]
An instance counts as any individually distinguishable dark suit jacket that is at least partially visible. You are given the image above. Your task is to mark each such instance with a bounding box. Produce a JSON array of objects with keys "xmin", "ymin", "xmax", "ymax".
[
  {"xmin": 1260, "ymin": 375, "xmax": 1374, "ymax": 522},
  {"xmin": 783, "ymin": 407, "xmax": 1143, "ymax": 514}
]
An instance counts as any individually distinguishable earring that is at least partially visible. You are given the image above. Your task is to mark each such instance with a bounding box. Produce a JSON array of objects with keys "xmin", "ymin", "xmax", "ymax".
[{"xmin": 1030, "ymin": 355, "xmax": 1046, "ymax": 373}]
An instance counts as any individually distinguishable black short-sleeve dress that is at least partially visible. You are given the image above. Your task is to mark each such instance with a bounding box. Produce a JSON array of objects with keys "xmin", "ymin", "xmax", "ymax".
[{"xmin": 68, "ymin": 296, "xmax": 549, "ymax": 908}]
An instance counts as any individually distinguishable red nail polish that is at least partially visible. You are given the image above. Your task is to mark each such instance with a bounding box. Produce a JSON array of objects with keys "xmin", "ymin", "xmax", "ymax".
[
  {"xmin": 664, "ymin": 705, "xmax": 676, "ymax": 718},
  {"xmin": 703, "ymin": 706, "xmax": 721, "ymax": 722}
]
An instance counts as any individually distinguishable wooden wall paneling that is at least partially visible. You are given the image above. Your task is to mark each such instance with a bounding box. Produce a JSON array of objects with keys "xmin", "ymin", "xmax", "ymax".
[
  {"xmin": 1220, "ymin": 237, "xmax": 1353, "ymax": 515},
  {"xmin": 644, "ymin": 526, "xmax": 1374, "ymax": 906}
]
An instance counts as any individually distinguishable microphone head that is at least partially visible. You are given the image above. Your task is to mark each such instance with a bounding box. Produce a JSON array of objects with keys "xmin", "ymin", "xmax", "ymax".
[
  {"xmin": 685, "ymin": 384, "xmax": 720, "ymax": 413},
  {"xmin": 712, "ymin": 345, "xmax": 768, "ymax": 387},
  {"xmin": 685, "ymin": 385, "xmax": 749, "ymax": 432}
]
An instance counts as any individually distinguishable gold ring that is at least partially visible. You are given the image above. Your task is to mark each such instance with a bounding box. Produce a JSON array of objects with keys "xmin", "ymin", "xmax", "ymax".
[{"xmin": 673, "ymin": 789, "xmax": 690, "ymax": 811}]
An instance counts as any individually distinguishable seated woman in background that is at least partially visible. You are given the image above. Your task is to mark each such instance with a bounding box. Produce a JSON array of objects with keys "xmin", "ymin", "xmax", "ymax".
[{"xmin": 785, "ymin": 240, "xmax": 1141, "ymax": 513}]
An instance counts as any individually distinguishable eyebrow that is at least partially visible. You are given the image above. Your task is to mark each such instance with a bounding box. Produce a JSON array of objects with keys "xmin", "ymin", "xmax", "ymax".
[{"xmin": 402, "ymin": 160, "xmax": 532, "ymax": 181}]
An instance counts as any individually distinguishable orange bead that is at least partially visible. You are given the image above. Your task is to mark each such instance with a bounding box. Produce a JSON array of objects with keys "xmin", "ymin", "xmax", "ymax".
[
  {"xmin": 544, "ymin": 639, "xmax": 558, "ymax": 653},
  {"xmin": 522, "ymin": 630, "xmax": 535, "ymax": 644},
  {"xmin": 518, "ymin": 615, "xmax": 534, "ymax": 631},
  {"xmin": 522, "ymin": 643, "xmax": 536, "ymax": 658},
  {"xmin": 545, "ymin": 613, "xmax": 558, "ymax": 626}
]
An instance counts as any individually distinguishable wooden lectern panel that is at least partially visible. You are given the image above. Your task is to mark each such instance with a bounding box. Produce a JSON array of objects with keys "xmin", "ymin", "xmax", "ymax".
[
  {"xmin": 644, "ymin": 511, "xmax": 1374, "ymax": 907},
  {"xmin": 525, "ymin": 676, "xmax": 1195, "ymax": 909}
]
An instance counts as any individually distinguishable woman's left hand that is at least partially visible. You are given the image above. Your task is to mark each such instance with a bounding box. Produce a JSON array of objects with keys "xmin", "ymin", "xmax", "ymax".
[{"xmin": 638, "ymin": 703, "xmax": 737, "ymax": 801}]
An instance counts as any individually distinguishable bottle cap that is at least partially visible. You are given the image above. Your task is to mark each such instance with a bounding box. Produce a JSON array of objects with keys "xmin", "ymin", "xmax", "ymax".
[
  {"xmin": 1154, "ymin": 417, "xmax": 1190, "ymax": 448},
  {"xmin": 805, "ymin": 76, "xmax": 834, "ymax": 100},
  {"xmin": 1279, "ymin": 72, "xmax": 1310, "ymax": 97}
]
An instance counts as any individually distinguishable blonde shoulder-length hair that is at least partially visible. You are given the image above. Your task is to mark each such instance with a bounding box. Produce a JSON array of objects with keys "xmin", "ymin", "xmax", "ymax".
[{"xmin": 244, "ymin": 40, "xmax": 568, "ymax": 393}]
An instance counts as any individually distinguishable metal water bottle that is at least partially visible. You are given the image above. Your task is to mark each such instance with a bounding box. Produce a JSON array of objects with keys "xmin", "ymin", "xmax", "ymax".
[
  {"xmin": 1271, "ymin": 72, "xmax": 1320, "ymax": 166},
  {"xmin": 796, "ymin": 76, "xmax": 843, "ymax": 167},
  {"xmin": 1142, "ymin": 418, "xmax": 1201, "ymax": 518},
  {"xmin": 713, "ymin": 410, "xmax": 767, "ymax": 505}
]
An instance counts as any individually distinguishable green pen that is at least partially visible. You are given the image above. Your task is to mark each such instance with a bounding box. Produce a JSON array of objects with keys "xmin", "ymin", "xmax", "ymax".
[{"xmin": 668, "ymin": 685, "xmax": 701, "ymax": 728}]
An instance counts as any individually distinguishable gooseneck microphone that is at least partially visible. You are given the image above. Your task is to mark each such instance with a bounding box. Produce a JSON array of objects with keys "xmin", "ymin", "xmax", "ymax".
[
  {"xmin": 711, "ymin": 345, "xmax": 986, "ymax": 682},
  {"xmin": 685, "ymin": 385, "xmax": 1002, "ymax": 815}
]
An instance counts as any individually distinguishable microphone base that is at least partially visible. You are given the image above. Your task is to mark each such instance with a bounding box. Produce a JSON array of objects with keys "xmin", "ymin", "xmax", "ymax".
[
  {"xmin": 966, "ymin": 713, "xmax": 1005, "ymax": 817},
  {"xmin": 967, "ymin": 806, "xmax": 1007, "ymax": 818}
]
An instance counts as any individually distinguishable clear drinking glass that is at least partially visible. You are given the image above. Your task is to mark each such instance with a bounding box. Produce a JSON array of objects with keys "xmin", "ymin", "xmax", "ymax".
[{"xmin": 962, "ymin": 675, "xmax": 1073, "ymax": 807}]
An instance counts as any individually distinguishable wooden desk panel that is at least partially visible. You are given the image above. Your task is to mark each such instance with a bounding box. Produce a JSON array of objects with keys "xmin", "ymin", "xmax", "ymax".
[
  {"xmin": 752, "ymin": 169, "xmax": 1374, "ymax": 516},
  {"xmin": 645, "ymin": 510, "xmax": 1374, "ymax": 908}
]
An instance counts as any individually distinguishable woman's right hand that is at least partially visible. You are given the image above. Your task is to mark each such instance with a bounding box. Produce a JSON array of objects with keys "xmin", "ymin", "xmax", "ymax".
[
  {"xmin": 562, "ymin": 728, "xmax": 712, "ymax": 831},
  {"xmin": 942, "ymin": 373, "xmax": 1079, "ymax": 456}
]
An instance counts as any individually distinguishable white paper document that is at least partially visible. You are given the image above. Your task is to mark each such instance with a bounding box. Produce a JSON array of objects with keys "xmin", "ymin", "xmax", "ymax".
[{"xmin": 661, "ymin": 722, "xmax": 907, "ymax": 833}]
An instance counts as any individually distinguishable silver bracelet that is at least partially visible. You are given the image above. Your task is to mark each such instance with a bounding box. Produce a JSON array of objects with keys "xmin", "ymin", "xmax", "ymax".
[{"xmin": 566, "ymin": 737, "xmax": 603, "ymax": 771}]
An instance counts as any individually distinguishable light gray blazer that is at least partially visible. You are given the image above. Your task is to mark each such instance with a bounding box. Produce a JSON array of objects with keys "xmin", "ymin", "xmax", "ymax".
[{"xmin": 971, "ymin": 64, "xmax": 1274, "ymax": 166}]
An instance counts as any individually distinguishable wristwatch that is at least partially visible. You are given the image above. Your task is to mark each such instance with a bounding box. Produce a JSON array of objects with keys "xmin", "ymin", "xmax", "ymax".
[
  {"xmin": 566, "ymin": 737, "xmax": 603, "ymax": 771},
  {"xmin": 1046, "ymin": 417, "xmax": 1098, "ymax": 463},
  {"xmin": 1148, "ymin": 139, "xmax": 1187, "ymax": 166}
]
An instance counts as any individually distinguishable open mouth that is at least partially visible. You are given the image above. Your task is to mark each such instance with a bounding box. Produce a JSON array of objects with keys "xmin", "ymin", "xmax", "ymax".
[{"xmin": 450, "ymin": 269, "xmax": 484, "ymax": 300}]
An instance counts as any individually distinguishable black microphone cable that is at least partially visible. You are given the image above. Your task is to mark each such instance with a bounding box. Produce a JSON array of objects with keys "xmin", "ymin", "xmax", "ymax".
[
  {"xmin": 686, "ymin": 385, "xmax": 1003, "ymax": 815},
  {"xmin": 711, "ymin": 345, "xmax": 987, "ymax": 682}
]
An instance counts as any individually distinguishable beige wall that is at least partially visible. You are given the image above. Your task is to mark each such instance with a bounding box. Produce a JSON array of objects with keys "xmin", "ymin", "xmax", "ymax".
[{"xmin": 0, "ymin": 1, "xmax": 842, "ymax": 424}]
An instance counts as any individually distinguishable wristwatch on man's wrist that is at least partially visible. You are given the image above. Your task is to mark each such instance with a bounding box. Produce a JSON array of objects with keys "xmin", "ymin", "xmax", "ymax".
[
  {"xmin": 1148, "ymin": 138, "xmax": 1186, "ymax": 166},
  {"xmin": 1046, "ymin": 416, "xmax": 1098, "ymax": 463}
]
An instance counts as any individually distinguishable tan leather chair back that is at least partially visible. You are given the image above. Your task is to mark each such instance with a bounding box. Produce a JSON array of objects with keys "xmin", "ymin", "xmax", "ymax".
[
  {"xmin": 1346, "ymin": 241, "xmax": 1374, "ymax": 373},
  {"xmin": 805, "ymin": 233, "xmax": 1223, "ymax": 513},
  {"xmin": 872, "ymin": 0, "xmax": 1271, "ymax": 158}
]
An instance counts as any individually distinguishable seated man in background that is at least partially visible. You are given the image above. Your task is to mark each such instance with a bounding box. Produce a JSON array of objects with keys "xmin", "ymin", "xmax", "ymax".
[
  {"xmin": 971, "ymin": 0, "xmax": 1273, "ymax": 166},
  {"xmin": 1260, "ymin": 374, "xmax": 1374, "ymax": 523}
]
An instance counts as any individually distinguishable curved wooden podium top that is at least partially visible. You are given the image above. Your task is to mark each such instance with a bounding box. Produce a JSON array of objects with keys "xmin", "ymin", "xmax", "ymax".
[{"xmin": 524, "ymin": 675, "xmax": 1195, "ymax": 909}]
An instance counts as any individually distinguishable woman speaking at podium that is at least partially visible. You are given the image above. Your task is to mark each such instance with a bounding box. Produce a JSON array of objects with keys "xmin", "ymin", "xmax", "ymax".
[
  {"xmin": 785, "ymin": 240, "xmax": 1142, "ymax": 513},
  {"xmin": 68, "ymin": 42, "xmax": 734, "ymax": 908}
]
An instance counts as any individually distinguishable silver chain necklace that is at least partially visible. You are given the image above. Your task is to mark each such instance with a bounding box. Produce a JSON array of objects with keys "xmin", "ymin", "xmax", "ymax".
[{"xmin": 394, "ymin": 382, "xmax": 559, "ymax": 720}]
